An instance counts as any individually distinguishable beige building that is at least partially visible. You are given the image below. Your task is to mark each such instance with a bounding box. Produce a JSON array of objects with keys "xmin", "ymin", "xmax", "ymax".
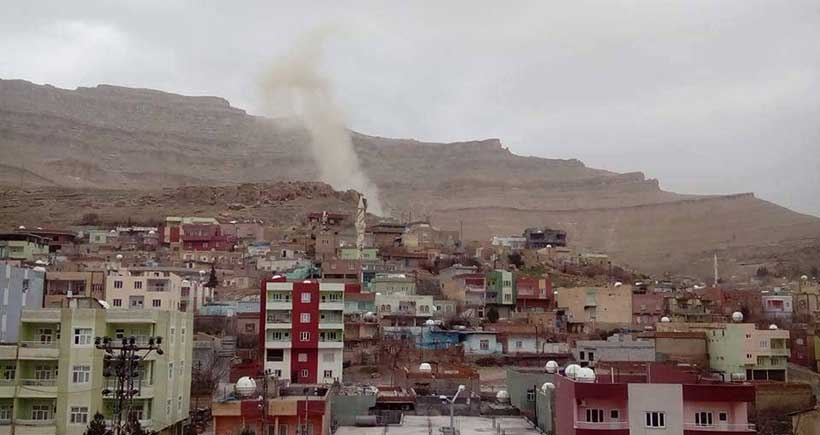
[
  {"xmin": 44, "ymin": 271, "xmax": 106, "ymax": 308},
  {"xmin": 0, "ymin": 299, "xmax": 192, "ymax": 435},
  {"xmin": 556, "ymin": 284, "xmax": 633, "ymax": 332},
  {"xmin": 105, "ymin": 269, "xmax": 187, "ymax": 312}
]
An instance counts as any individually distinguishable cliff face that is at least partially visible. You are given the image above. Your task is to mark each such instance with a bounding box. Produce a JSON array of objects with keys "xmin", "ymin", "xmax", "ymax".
[{"xmin": 2, "ymin": 79, "xmax": 819, "ymax": 276}]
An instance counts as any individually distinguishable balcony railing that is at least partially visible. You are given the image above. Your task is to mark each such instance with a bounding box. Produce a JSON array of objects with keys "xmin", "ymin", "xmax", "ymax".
[
  {"xmin": 19, "ymin": 341, "xmax": 57, "ymax": 348},
  {"xmin": 15, "ymin": 418, "xmax": 55, "ymax": 426},
  {"xmin": 574, "ymin": 421, "xmax": 629, "ymax": 430},
  {"xmin": 21, "ymin": 379, "xmax": 56, "ymax": 387},
  {"xmin": 0, "ymin": 418, "xmax": 10, "ymax": 425},
  {"xmin": 683, "ymin": 423, "xmax": 755, "ymax": 432}
]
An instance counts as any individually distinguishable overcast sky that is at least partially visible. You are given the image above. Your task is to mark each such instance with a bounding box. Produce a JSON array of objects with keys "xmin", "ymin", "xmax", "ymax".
[{"xmin": 2, "ymin": 1, "xmax": 819, "ymax": 216}]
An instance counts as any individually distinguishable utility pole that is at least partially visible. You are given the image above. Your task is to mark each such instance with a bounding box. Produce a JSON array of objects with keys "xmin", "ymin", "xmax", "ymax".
[{"xmin": 96, "ymin": 335, "xmax": 164, "ymax": 435}]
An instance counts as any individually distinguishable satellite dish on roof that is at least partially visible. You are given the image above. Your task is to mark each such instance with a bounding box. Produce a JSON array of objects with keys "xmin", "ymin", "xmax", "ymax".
[
  {"xmin": 235, "ymin": 377, "xmax": 257, "ymax": 397},
  {"xmin": 577, "ymin": 367, "xmax": 596, "ymax": 382},
  {"xmin": 419, "ymin": 363, "xmax": 432, "ymax": 373},
  {"xmin": 541, "ymin": 382, "xmax": 555, "ymax": 392},
  {"xmin": 424, "ymin": 319, "xmax": 436, "ymax": 326},
  {"xmin": 32, "ymin": 266, "xmax": 46, "ymax": 273},
  {"xmin": 731, "ymin": 312, "xmax": 744, "ymax": 322},
  {"xmin": 116, "ymin": 254, "xmax": 123, "ymax": 260},
  {"xmin": 496, "ymin": 390, "xmax": 510, "ymax": 403},
  {"xmin": 98, "ymin": 300, "xmax": 111, "ymax": 309},
  {"xmin": 18, "ymin": 225, "xmax": 26, "ymax": 230},
  {"xmin": 768, "ymin": 324, "xmax": 778, "ymax": 330},
  {"xmin": 801, "ymin": 275, "xmax": 809, "ymax": 280},
  {"xmin": 660, "ymin": 316, "xmax": 671, "ymax": 323},
  {"xmin": 565, "ymin": 364, "xmax": 582, "ymax": 379},
  {"xmin": 544, "ymin": 361, "xmax": 559, "ymax": 373},
  {"xmin": 614, "ymin": 282, "xmax": 623, "ymax": 287}
]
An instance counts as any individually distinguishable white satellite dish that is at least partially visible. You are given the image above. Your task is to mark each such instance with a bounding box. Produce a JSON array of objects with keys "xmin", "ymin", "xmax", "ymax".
[
  {"xmin": 565, "ymin": 364, "xmax": 582, "ymax": 379},
  {"xmin": 768, "ymin": 324, "xmax": 778, "ymax": 330},
  {"xmin": 418, "ymin": 363, "xmax": 432, "ymax": 373},
  {"xmin": 496, "ymin": 390, "xmax": 510, "ymax": 403},
  {"xmin": 660, "ymin": 316, "xmax": 671, "ymax": 323},
  {"xmin": 235, "ymin": 377, "xmax": 257, "ymax": 397},
  {"xmin": 544, "ymin": 361, "xmax": 559, "ymax": 373},
  {"xmin": 731, "ymin": 312, "xmax": 744, "ymax": 322},
  {"xmin": 577, "ymin": 367, "xmax": 596, "ymax": 382}
]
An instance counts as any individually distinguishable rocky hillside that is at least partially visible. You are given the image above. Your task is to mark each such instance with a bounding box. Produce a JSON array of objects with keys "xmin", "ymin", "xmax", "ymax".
[{"xmin": 2, "ymin": 79, "xmax": 819, "ymax": 276}]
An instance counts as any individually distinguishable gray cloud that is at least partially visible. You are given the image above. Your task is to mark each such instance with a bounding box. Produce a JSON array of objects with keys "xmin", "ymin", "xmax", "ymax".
[{"xmin": 2, "ymin": 0, "xmax": 818, "ymax": 215}]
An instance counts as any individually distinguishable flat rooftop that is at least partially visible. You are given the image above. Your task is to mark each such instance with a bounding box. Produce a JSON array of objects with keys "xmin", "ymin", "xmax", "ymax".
[{"xmin": 335, "ymin": 416, "xmax": 540, "ymax": 435}]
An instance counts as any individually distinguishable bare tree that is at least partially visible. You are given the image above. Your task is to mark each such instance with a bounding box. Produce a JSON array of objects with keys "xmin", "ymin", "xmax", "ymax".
[{"xmin": 191, "ymin": 348, "xmax": 230, "ymax": 399}]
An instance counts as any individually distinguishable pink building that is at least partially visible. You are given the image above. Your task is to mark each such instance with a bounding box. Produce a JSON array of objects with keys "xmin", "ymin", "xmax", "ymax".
[{"xmin": 554, "ymin": 362, "xmax": 756, "ymax": 435}]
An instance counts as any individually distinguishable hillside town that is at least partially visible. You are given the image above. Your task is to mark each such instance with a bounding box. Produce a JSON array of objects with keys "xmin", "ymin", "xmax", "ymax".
[{"xmin": 0, "ymin": 195, "xmax": 819, "ymax": 435}]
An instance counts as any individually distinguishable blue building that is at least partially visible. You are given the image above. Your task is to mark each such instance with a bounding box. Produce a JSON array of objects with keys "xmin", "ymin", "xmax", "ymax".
[{"xmin": 0, "ymin": 264, "xmax": 44, "ymax": 341}]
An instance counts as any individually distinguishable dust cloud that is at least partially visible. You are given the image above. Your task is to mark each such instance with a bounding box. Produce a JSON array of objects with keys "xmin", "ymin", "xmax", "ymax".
[{"xmin": 261, "ymin": 28, "xmax": 384, "ymax": 216}]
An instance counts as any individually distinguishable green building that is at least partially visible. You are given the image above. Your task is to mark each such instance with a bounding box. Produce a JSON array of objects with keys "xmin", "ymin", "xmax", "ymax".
[
  {"xmin": 706, "ymin": 323, "xmax": 790, "ymax": 381},
  {"xmin": 0, "ymin": 300, "xmax": 192, "ymax": 435},
  {"xmin": 486, "ymin": 270, "xmax": 515, "ymax": 305},
  {"xmin": 0, "ymin": 234, "xmax": 49, "ymax": 261}
]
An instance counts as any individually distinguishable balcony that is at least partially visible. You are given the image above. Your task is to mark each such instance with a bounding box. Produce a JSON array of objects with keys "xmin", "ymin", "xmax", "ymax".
[
  {"xmin": 769, "ymin": 347, "xmax": 790, "ymax": 356},
  {"xmin": 17, "ymin": 379, "xmax": 58, "ymax": 398},
  {"xmin": 0, "ymin": 346, "xmax": 16, "ymax": 360},
  {"xmin": 0, "ymin": 380, "xmax": 15, "ymax": 398},
  {"xmin": 17, "ymin": 342, "xmax": 58, "ymax": 359},
  {"xmin": 20, "ymin": 310, "xmax": 60, "ymax": 323},
  {"xmin": 683, "ymin": 423, "xmax": 755, "ymax": 433},
  {"xmin": 14, "ymin": 419, "xmax": 57, "ymax": 435},
  {"xmin": 319, "ymin": 302, "xmax": 344, "ymax": 311},
  {"xmin": 574, "ymin": 421, "xmax": 629, "ymax": 430},
  {"xmin": 266, "ymin": 301, "xmax": 292, "ymax": 310}
]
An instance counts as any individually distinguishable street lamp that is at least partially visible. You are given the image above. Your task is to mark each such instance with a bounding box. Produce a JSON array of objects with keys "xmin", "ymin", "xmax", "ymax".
[{"xmin": 439, "ymin": 384, "xmax": 465, "ymax": 435}]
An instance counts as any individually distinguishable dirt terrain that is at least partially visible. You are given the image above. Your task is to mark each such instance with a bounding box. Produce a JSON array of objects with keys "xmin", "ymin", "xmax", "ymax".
[{"xmin": 2, "ymin": 79, "xmax": 819, "ymax": 276}]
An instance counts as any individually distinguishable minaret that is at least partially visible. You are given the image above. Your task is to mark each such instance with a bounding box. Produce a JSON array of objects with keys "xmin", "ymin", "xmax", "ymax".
[
  {"xmin": 713, "ymin": 252, "xmax": 719, "ymax": 286},
  {"xmin": 356, "ymin": 194, "xmax": 367, "ymax": 253}
]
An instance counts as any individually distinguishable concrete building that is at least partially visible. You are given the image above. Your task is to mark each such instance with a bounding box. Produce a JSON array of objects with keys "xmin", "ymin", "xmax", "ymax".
[
  {"xmin": 212, "ymin": 384, "xmax": 331, "ymax": 435},
  {"xmin": 44, "ymin": 271, "xmax": 106, "ymax": 308},
  {"xmin": 491, "ymin": 236, "xmax": 526, "ymax": 251},
  {"xmin": 461, "ymin": 332, "xmax": 501, "ymax": 355},
  {"xmin": 261, "ymin": 278, "xmax": 344, "ymax": 383},
  {"xmin": 374, "ymin": 294, "xmax": 433, "ymax": 327},
  {"xmin": 632, "ymin": 292, "xmax": 666, "ymax": 327},
  {"xmin": 515, "ymin": 276, "xmax": 553, "ymax": 312},
  {"xmin": 640, "ymin": 331, "xmax": 708, "ymax": 368},
  {"xmin": 706, "ymin": 323, "xmax": 790, "ymax": 381},
  {"xmin": 486, "ymin": 270, "xmax": 515, "ymax": 308},
  {"xmin": 506, "ymin": 367, "xmax": 554, "ymax": 418},
  {"xmin": 522, "ymin": 228, "xmax": 567, "ymax": 249},
  {"xmin": 0, "ymin": 264, "xmax": 44, "ymax": 342},
  {"xmin": 104, "ymin": 269, "xmax": 189, "ymax": 312},
  {"xmin": 556, "ymin": 285, "xmax": 633, "ymax": 333},
  {"xmin": 573, "ymin": 334, "xmax": 656, "ymax": 365},
  {"xmin": 0, "ymin": 300, "xmax": 192, "ymax": 435},
  {"xmin": 554, "ymin": 363, "xmax": 756, "ymax": 435},
  {"xmin": 761, "ymin": 293, "xmax": 793, "ymax": 320},
  {"xmin": 370, "ymin": 273, "xmax": 416, "ymax": 296},
  {"xmin": 0, "ymin": 234, "xmax": 49, "ymax": 261}
]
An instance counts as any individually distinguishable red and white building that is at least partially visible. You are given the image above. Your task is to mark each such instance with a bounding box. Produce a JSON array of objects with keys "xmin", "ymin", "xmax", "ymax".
[
  {"xmin": 515, "ymin": 276, "xmax": 553, "ymax": 312},
  {"xmin": 259, "ymin": 277, "xmax": 344, "ymax": 383},
  {"xmin": 555, "ymin": 362, "xmax": 756, "ymax": 435}
]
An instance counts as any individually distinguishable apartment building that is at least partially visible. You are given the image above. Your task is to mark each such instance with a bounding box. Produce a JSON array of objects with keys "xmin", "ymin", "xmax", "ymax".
[
  {"xmin": 515, "ymin": 276, "xmax": 553, "ymax": 312},
  {"xmin": 212, "ymin": 384, "xmax": 331, "ymax": 435},
  {"xmin": 554, "ymin": 362, "xmax": 756, "ymax": 435},
  {"xmin": 486, "ymin": 270, "xmax": 515, "ymax": 314},
  {"xmin": 0, "ymin": 300, "xmax": 192, "ymax": 435},
  {"xmin": 44, "ymin": 271, "xmax": 105, "ymax": 308},
  {"xmin": 104, "ymin": 269, "xmax": 186, "ymax": 312},
  {"xmin": 0, "ymin": 234, "xmax": 49, "ymax": 261},
  {"xmin": 0, "ymin": 264, "xmax": 44, "ymax": 342},
  {"xmin": 374, "ymin": 293, "xmax": 434, "ymax": 327},
  {"xmin": 556, "ymin": 285, "xmax": 633, "ymax": 333},
  {"xmin": 260, "ymin": 278, "xmax": 344, "ymax": 384},
  {"xmin": 370, "ymin": 273, "xmax": 416, "ymax": 296}
]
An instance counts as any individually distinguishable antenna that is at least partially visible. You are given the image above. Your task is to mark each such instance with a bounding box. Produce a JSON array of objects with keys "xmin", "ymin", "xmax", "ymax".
[{"xmin": 713, "ymin": 252, "xmax": 719, "ymax": 287}]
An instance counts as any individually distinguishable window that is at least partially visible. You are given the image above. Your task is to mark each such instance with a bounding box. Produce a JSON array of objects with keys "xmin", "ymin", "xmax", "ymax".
[
  {"xmin": 516, "ymin": 341, "xmax": 523, "ymax": 349},
  {"xmin": 298, "ymin": 353, "xmax": 308, "ymax": 362},
  {"xmin": 279, "ymin": 424, "xmax": 289, "ymax": 435},
  {"xmin": 718, "ymin": 412, "xmax": 727, "ymax": 422},
  {"xmin": 170, "ymin": 328, "xmax": 175, "ymax": 344},
  {"xmin": 178, "ymin": 395, "xmax": 182, "ymax": 413},
  {"xmin": 589, "ymin": 352, "xmax": 595, "ymax": 361},
  {"xmin": 181, "ymin": 327, "xmax": 186, "ymax": 342},
  {"xmin": 245, "ymin": 323, "xmax": 255, "ymax": 333},
  {"xmin": 301, "ymin": 313, "xmax": 311, "ymax": 323},
  {"xmin": 297, "ymin": 424, "xmax": 314, "ymax": 435},
  {"xmin": 74, "ymin": 328, "xmax": 92, "ymax": 345},
  {"xmin": 695, "ymin": 412, "xmax": 713, "ymax": 426},
  {"xmin": 580, "ymin": 351, "xmax": 586, "ymax": 360},
  {"xmin": 180, "ymin": 361, "xmax": 185, "ymax": 376},
  {"xmin": 645, "ymin": 411, "xmax": 665, "ymax": 428},
  {"xmin": 113, "ymin": 299, "xmax": 122, "ymax": 307},
  {"xmin": 586, "ymin": 409, "xmax": 604, "ymax": 423},
  {"xmin": 22, "ymin": 278, "xmax": 30, "ymax": 291},
  {"xmin": 70, "ymin": 406, "xmax": 89, "ymax": 424},
  {"xmin": 324, "ymin": 370, "xmax": 333, "ymax": 379},
  {"xmin": 611, "ymin": 410, "xmax": 620, "ymax": 420},
  {"xmin": 300, "ymin": 332, "xmax": 310, "ymax": 342},
  {"xmin": 300, "ymin": 369, "xmax": 309, "ymax": 378},
  {"xmin": 3, "ymin": 365, "xmax": 15, "ymax": 380},
  {"xmin": 72, "ymin": 365, "xmax": 90, "ymax": 383},
  {"xmin": 152, "ymin": 299, "xmax": 161, "ymax": 308},
  {"xmin": 32, "ymin": 404, "xmax": 51, "ymax": 420},
  {"xmin": 134, "ymin": 281, "xmax": 143, "ymax": 289},
  {"xmin": 166, "ymin": 399, "xmax": 171, "ymax": 416},
  {"xmin": 479, "ymin": 339, "xmax": 489, "ymax": 350},
  {"xmin": 0, "ymin": 404, "xmax": 11, "ymax": 420},
  {"xmin": 115, "ymin": 329, "xmax": 125, "ymax": 339},
  {"xmin": 266, "ymin": 349, "xmax": 284, "ymax": 362},
  {"xmin": 301, "ymin": 292, "xmax": 311, "ymax": 303},
  {"xmin": 323, "ymin": 352, "xmax": 335, "ymax": 362},
  {"xmin": 526, "ymin": 390, "xmax": 536, "ymax": 402},
  {"xmin": 114, "ymin": 280, "xmax": 123, "ymax": 289},
  {"xmin": 169, "ymin": 363, "xmax": 174, "ymax": 379},
  {"xmin": 38, "ymin": 328, "xmax": 53, "ymax": 343}
]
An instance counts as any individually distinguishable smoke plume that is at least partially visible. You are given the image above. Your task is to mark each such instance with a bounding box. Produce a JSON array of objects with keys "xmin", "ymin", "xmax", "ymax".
[{"xmin": 261, "ymin": 28, "xmax": 384, "ymax": 216}]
